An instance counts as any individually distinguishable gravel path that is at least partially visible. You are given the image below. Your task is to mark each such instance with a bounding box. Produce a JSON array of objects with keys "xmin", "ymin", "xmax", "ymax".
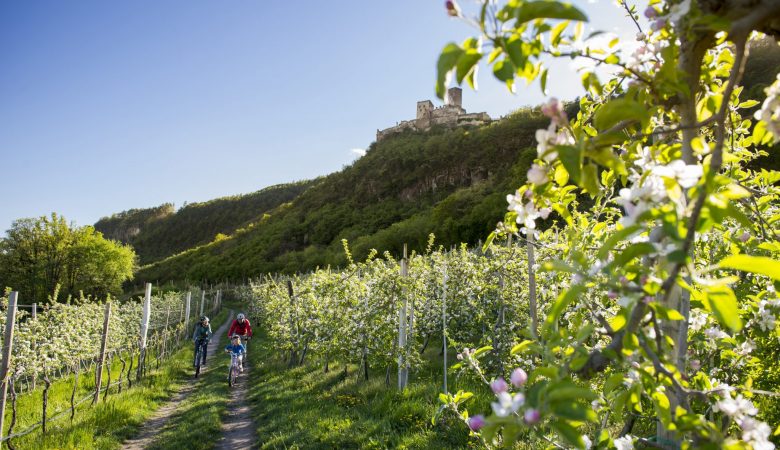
[
  {"xmin": 122, "ymin": 312, "xmax": 234, "ymax": 450},
  {"xmin": 215, "ymin": 332, "xmax": 258, "ymax": 449}
]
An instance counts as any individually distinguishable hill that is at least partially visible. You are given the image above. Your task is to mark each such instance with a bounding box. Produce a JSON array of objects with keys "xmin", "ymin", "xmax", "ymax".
[
  {"xmin": 133, "ymin": 108, "xmax": 550, "ymax": 284},
  {"xmin": 95, "ymin": 181, "xmax": 314, "ymax": 265}
]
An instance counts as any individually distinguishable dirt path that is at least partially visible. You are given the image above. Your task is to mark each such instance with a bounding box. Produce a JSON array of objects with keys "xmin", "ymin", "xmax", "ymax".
[
  {"xmin": 215, "ymin": 332, "xmax": 258, "ymax": 449},
  {"xmin": 122, "ymin": 311, "xmax": 234, "ymax": 450}
]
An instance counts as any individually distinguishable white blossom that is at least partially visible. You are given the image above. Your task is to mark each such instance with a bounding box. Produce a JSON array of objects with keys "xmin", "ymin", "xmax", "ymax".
[{"xmin": 491, "ymin": 392, "xmax": 525, "ymax": 417}]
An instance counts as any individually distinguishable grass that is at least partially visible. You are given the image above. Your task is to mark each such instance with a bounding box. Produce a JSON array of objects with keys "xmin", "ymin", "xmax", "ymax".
[
  {"xmin": 2, "ymin": 308, "xmax": 229, "ymax": 450},
  {"xmin": 247, "ymin": 333, "xmax": 488, "ymax": 450},
  {"xmin": 144, "ymin": 309, "xmax": 236, "ymax": 450}
]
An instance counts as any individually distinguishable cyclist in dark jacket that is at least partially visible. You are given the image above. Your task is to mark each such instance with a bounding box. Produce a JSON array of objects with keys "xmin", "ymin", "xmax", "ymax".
[{"xmin": 193, "ymin": 316, "xmax": 212, "ymax": 365}]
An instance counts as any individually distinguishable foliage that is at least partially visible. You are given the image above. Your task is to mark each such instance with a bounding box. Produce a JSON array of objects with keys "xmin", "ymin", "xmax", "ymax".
[
  {"xmin": 0, "ymin": 213, "xmax": 136, "ymax": 303},
  {"xmin": 95, "ymin": 181, "xmax": 315, "ymax": 265},
  {"xmin": 431, "ymin": 0, "xmax": 780, "ymax": 448},
  {"xmin": 135, "ymin": 110, "xmax": 549, "ymax": 284}
]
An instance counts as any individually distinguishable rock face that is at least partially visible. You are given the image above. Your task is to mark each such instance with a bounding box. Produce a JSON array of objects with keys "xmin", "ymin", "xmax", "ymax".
[{"xmin": 376, "ymin": 87, "xmax": 491, "ymax": 141}]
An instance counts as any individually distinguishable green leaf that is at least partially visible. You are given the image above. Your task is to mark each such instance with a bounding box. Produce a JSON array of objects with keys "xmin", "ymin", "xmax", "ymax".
[
  {"xmin": 510, "ymin": 340, "xmax": 534, "ymax": 355},
  {"xmin": 456, "ymin": 51, "xmax": 482, "ymax": 86},
  {"xmin": 551, "ymin": 420, "xmax": 585, "ymax": 448},
  {"xmin": 545, "ymin": 284, "xmax": 586, "ymax": 329},
  {"xmin": 554, "ymin": 161, "xmax": 569, "ymax": 186},
  {"xmin": 557, "ymin": 145, "xmax": 582, "ymax": 183},
  {"xmin": 581, "ymin": 163, "xmax": 600, "ymax": 195},
  {"xmin": 610, "ymin": 242, "xmax": 655, "ymax": 269},
  {"xmin": 593, "ymin": 98, "xmax": 649, "ymax": 131},
  {"xmin": 506, "ymin": 36, "xmax": 526, "ymax": 70},
  {"xmin": 515, "ymin": 1, "xmax": 588, "ymax": 24},
  {"xmin": 540, "ymin": 67, "xmax": 549, "ymax": 95},
  {"xmin": 703, "ymin": 285, "xmax": 742, "ymax": 332},
  {"xmin": 596, "ymin": 225, "xmax": 640, "ymax": 260},
  {"xmin": 493, "ymin": 58, "xmax": 516, "ymax": 83},
  {"xmin": 436, "ymin": 43, "xmax": 464, "ymax": 99},
  {"xmin": 551, "ymin": 20, "xmax": 569, "ymax": 46},
  {"xmin": 719, "ymin": 255, "xmax": 780, "ymax": 281}
]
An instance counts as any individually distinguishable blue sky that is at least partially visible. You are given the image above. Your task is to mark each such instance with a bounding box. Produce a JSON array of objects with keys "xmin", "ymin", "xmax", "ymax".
[{"xmin": 0, "ymin": 0, "xmax": 629, "ymax": 233}]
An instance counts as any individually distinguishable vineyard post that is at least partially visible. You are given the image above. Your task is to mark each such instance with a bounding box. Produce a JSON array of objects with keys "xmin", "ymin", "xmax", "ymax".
[
  {"xmin": 286, "ymin": 281, "xmax": 297, "ymax": 367},
  {"xmin": 0, "ymin": 292, "xmax": 19, "ymax": 444},
  {"xmin": 527, "ymin": 232, "xmax": 538, "ymax": 339},
  {"xmin": 31, "ymin": 303, "xmax": 37, "ymax": 319},
  {"xmin": 398, "ymin": 244, "xmax": 409, "ymax": 390},
  {"xmin": 93, "ymin": 301, "xmax": 111, "ymax": 404},
  {"xmin": 185, "ymin": 291, "xmax": 192, "ymax": 328},
  {"xmin": 442, "ymin": 263, "xmax": 448, "ymax": 393},
  {"xmin": 137, "ymin": 283, "xmax": 151, "ymax": 381},
  {"xmin": 200, "ymin": 291, "xmax": 205, "ymax": 317}
]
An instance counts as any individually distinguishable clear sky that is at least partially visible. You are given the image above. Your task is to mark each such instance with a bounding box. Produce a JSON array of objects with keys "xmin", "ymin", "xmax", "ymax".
[{"xmin": 0, "ymin": 0, "xmax": 631, "ymax": 233}]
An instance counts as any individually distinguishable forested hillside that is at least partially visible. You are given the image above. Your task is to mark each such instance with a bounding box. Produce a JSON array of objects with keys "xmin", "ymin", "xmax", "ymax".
[
  {"xmin": 133, "ymin": 107, "xmax": 551, "ymax": 283},
  {"xmin": 95, "ymin": 181, "xmax": 314, "ymax": 264}
]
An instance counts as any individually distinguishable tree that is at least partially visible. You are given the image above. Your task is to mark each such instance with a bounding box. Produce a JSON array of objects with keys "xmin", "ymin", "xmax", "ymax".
[
  {"xmin": 435, "ymin": 0, "xmax": 780, "ymax": 448},
  {"xmin": 0, "ymin": 213, "xmax": 137, "ymax": 303}
]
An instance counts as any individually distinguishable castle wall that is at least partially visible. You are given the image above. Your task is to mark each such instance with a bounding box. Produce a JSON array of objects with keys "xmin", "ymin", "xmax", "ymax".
[{"xmin": 376, "ymin": 93, "xmax": 490, "ymax": 141}]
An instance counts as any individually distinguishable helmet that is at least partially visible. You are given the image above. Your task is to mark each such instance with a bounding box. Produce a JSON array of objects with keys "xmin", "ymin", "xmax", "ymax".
[
  {"xmin": 231, "ymin": 334, "xmax": 241, "ymax": 341},
  {"xmin": 200, "ymin": 316, "xmax": 209, "ymax": 323},
  {"xmin": 237, "ymin": 313, "xmax": 245, "ymax": 320}
]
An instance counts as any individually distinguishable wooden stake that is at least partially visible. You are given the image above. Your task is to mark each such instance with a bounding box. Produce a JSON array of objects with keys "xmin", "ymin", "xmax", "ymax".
[
  {"xmin": 137, "ymin": 283, "xmax": 151, "ymax": 381},
  {"xmin": 0, "ymin": 291, "xmax": 19, "ymax": 443},
  {"xmin": 94, "ymin": 302, "xmax": 111, "ymax": 404}
]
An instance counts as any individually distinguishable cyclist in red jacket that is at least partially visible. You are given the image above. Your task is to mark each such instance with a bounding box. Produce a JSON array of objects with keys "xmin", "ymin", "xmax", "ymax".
[{"xmin": 228, "ymin": 313, "xmax": 252, "ymax": 338}]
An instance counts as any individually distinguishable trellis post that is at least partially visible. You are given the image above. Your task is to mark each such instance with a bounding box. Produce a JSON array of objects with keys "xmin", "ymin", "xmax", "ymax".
[
  {"xmin": 527, "ymin": 231, "xmax": 539, "ymax": 339},
  {"xmin": 0, "ymin": 292, "xmax": 19, "ymax": 444},
  {"xmin": 137, "ymin": 283, "xmax": 151, "ymax": 381},
  {"xmin": 398, "ymin": 244, "xmax": 409, "ymax": 390},
  {"xmin": 93, "ymin": 301, "xmax": 112, "ymax": 404},
  {"xmin": 442, "ymin": 263, "xmax": 448, "ymax": 393},
  {"xmin": 200, "ymin": 291, "xmax": 205, "ymax": 316}
]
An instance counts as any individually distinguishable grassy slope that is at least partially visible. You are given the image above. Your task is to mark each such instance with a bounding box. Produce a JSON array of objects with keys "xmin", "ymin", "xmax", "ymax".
[
  {"xmin": 4, "ymin": 308, "xmax": 228, "ymax": 449},
  {"xmin": 246, "ymin": 331, "xmax": 492, "ymax": 450}
]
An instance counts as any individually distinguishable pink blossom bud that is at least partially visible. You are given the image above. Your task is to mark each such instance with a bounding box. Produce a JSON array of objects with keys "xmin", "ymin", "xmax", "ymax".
[
  {"xmin": 690, "ymin": 359, "xmax": 701, "ymax": 370},
  {"xmin": 511, "ymin": 368, "xmax": 528, "ymax": 387},
  {"xmin": 642, "ymin": 296, "xmax": 654, "ymax": 304},
  {"xmin": 620, "ymin": 276, "xmax": 629, "ymax": 286},
  {"xmin": 468, "ymin": 414, "xmax": 486, "ymax": 431},
  {"xmin": 640, "ymin": 275, "xmax": 649, "ymax": 285},
  {"xmin": 650, "ymin": 18, "xmax": 667, "ymax": 31},
  {"xmin": 491, "ymin": 378, "xmax": 508, "ymax": 394},
  {"xmin": 636, "ymin": 32, "xmax": 646, "ymax": 41},
  {"xmin": 739, "ymin": 231, "xmax": 750, "ymax": 242},
  {"xmin": 644, "ymin": 6, "xmax": 658, "ymax": 18},
  {"xmin": 608, "ymin": 291, "xmax": 618, "ymax": 300},
  {"xmin": 524, "ymin": 408, "xmax": 541, "ymax": 425},
  {"xmin": 445, "ymin": 0, "xmax": 460, "ymax": 16}
]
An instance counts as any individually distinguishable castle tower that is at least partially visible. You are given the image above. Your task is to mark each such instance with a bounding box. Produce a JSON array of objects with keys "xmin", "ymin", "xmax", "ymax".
[
  {"xmin": 445, "ymin": 87, "xmax": 462, "ymax": 108},
  {"xmin": 416, "ymin": 100, "xmax": 433, "ymax": 120}
]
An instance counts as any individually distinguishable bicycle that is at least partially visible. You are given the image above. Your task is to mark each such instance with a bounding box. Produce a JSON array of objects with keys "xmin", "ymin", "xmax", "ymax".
[
  {"xmin": 193, "ymin": 338, "xmax": 209, "ymax": 377},
  {"xmin": 238, "ymin": 335, "xmax": 251, "ymax": 364},
  {"xmin": 227, "ymin": 351, "xmax": 242, "ymax": 387}
]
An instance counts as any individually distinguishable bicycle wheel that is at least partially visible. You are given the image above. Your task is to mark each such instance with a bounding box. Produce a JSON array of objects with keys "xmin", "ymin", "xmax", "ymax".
[{"xmin": 228, "ymin": 364, "xmax": 235, "ymax": 387}]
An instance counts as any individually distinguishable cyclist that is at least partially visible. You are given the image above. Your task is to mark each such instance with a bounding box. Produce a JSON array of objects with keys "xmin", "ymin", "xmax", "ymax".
[
  {"xmin": 228, "ymin": 313, "xmax": 252, "ymax": 360},
  {"xmin": 192, "ymin": 316, "xmax": 212, "ymax": 367},
  {"xmin": 227, "ymin": 313, "xmax": 252, "ymax": 339},
  {"xmin": 224, "ymin": 334, "xmax": 247, "ymax": 372}
]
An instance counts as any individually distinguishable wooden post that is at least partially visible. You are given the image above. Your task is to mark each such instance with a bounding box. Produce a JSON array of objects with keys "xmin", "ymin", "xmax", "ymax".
[
  {"xmin": 442, "ymin": 263, "xmax": 448, "ymax": 393},
  {"xmin": 287, "ymin": 281, "xmax": 298, "ymax": 367},
  {"xmin": 93, "ymin": 302, "xmax": 112, "ymax": 404},
  {"xmin": 185, "ymin": 291, "xmax": 192, "ymax": 326},
  {"xmin": 527, "ymin": 232, "xmax": 539, "ymax": 340},
  {"xmin": 0, "ymin": 292, "xmax": 19, "ymax": 443},
  {"xmin": 398, "ymin": 244, "xmax": 409, "ymax": 390},
  {"xmin": 31, "ymin": 302, "xmax": 37, "ymax": 319},
  {"xmin": 200, "ymin": 291, "xmax": 205, "ymax": 316},
  {"xmin": 137, "ymin": 283, "xmax": 151, "ymax": 381}
]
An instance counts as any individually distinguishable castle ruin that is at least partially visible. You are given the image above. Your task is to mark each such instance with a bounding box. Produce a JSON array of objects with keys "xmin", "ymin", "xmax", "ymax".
[{"xmin": 376, "ymin": 87, "xmax": 491, "ymax": 141}]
